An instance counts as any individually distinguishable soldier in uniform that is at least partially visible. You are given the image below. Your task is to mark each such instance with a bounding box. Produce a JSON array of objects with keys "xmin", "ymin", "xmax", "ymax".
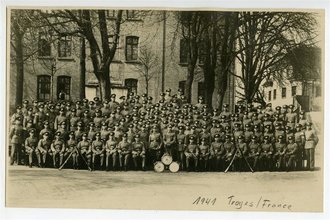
[
  {"xmin": 34, "ymin": 104, "xmax": 48, "ymax": 132},
  {"xmin": 273, "ymin": 135, "xmax": 286, "ymax": 171},
  {"xmin": 93, "ymin": 109, "xmax": 104, "ymax": 130},
  {"xmin": 9, "ymin": 117, "xmax": 25, "ymax": 165},
  {"xmin": 210, "ymin": 134, "xmax": 224, "ymax": 171},
  {"xmin": 286, "ymin": 105, "xmax": 298, "ymax": 129},
  {"xmin": 105, "ymin": 132, "xmax": 118, "ymax": 171},
  {"xmin": 50, "ymin": 131, "xmax": 66, "ymax": 168},
  {"xmin": 66, "ymin": 131, "xmax": 79, "ymax": 169},
  {"xmin": 10, "ymin": 106, "xmax": 24, "ymax": 126},
  {"xmin": 163, "ymin": 124, "xmax": 177, "ymax": 158},
  {"xmin": 248, "ymin": 135, "xmax": 261, "ymax": 171},
  {"xmin": 36, "ymin": 132, "xmax": 52, "ymax": 167},
  {"xmin": 74, "ymin": 122, "xmax": 84, "ymax": 142},
  {"xmin": 24, "ymin": 128, "xmax": 38, "ymax": 168},
  {"xmin": 69, "ymin": 108, "xmax": 80, "ymax": 132},
  {"xmin": 77, "ymin": 133, "xmax": 92, "ymax": 169},
  {"xmin": 148, "ymin": 125, "xmax": 163, "ymax": 164},
  {"xmin": 235, "ymin": 135, "xmax": 248, "ymax": 171},
  {"xmin": 117, "ymin": 133, "xmax": 132, "ymax": 171},
  {"xmin": 109, "ymin": 94, "xmax": 119, "ymax": 112},
  {"xmin": 87, "ymin": 122, "xmax": 97, "ymax": 142},
  {"xmin": 223, "ymin": 135, "xmax": 235, "ymax": 170},
  {"xmin": 131, "ymin": 134, "xmax": 146, "ymax": 170},
  {"xmin": 56, "ymin": 121, "xmax": 69, "ymax": 142},
  {"xmin": 176, "ymin": 126, "xmax": 187, "ymax": 168},
  {"xmin": 285, "ymin": 136, "xmax": 298, "ymax": 171},
  {"xmin": 198, "ymin": 137, "xmax": 210, "ymax": 171},
  {"xmin": 91, "ymin": 132, "xmax": 105, "ymax": 170},
  {"xmin": 54, "ymin": 108, "xmax": 68, "ymax": 131},
  {"xmin": 100, "ymin": 122, "xmax": 110, "ymax": 141},
  {"xmin": 21, "ymin": 100, "xmax": 30, "ymax": 117},
  {"xmin": 302, "ymin": 122, "xmax": 318, "ymax": 171},
  {"xmin": 244, "ymin": 124, "xmax": 254, "ymax": 144},
  {"xmin": 220, "ymin": 104, "xmax": 231, "ymax": 119},
  {"xmin": 259, "ymin": 136, "xmax": 274, "ymax": 171},
  {"xmin": 294, "ymin": 124, "xmax": 305, "ymax": 170},
  {"xmin": 81, "ymin": 110, "xmax": 91, "ymax": 131},
  {"xmin": 185, "ymin": 136, "xmax": 199, "ymax": 171},
  {"xmin": 23, "ymin": 107, "xmax": 34, "ymax": 129},
  {"xmin": 298, "ymin": 111, "xmax": 308, "ymax": 129}
]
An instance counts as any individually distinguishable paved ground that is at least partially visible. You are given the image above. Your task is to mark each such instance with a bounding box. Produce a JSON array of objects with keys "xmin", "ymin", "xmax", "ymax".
[{"xmin": 6, "ymin": 161, "xmax": 323, "ymax": 212}]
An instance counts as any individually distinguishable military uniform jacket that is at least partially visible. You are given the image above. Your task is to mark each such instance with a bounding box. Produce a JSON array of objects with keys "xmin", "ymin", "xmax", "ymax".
[
  {"xmin": 223, "ymin": 142, "xmax": 235, "ymax": 154},
  {"xmin": 25, "ymin": 136, "xmax": 38, "ymax": 149},
  {"xmin": 67, "ymin": 139, "xmax": 77, "ymax": 150},
  {"xmin": 92, "ymin": 140, "xmax": 104, "ymax": 152},
  {"xmin": 249, "ymin": 142, "xmax": 260, "ymax": 155},
  {"xmin": 287, "ymin": 143, "xmax": 298, "ymax": 155},
  {"xmin": 52, "ymin": 139, "xmax": 65, "ymax": 151},
  {"xmin": 211, "ymin": 142, "xmax": 224, "ymax": 155},
  {"xmin": 78, "ymin": 140, "xmax": 90, "ymax": 151},
  {"xmin": 261, "ymin": 143, "xmax": 273, "ymax": 154},
  {"xmin": 37, "ymin": 139, "xmax": 52, "ymax": 151},
  {"xmin": 105, "ymin": 139, "xmax": 118, "ymax": 151},
  {"xmin": 132, "ymin": 141, "xmax": 145, "ymax": 152},
  {"xmin": 117, "ymin": 141, "xmax": 131, "ymax": 153},
  {"xmin": 9, "ymin": 125, "xmax": 24, "ymax": 144},
  {"xmin": 185, "ymin": 144, "xmax": 198, "ymax": 154},
  {"xmin": 274, "ymin": 143, "xmax": 286, "ymax": 154}
]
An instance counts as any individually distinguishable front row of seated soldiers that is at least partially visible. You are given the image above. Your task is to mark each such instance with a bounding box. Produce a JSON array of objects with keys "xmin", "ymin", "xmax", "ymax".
[{"xmin": 15, "ymin": 115, "xmax": 318, "ymax": 172}]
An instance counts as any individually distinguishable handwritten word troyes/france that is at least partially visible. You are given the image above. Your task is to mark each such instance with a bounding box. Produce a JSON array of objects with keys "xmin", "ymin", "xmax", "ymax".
[
  {"xmin": 227, "ymin": 195, "xmax": 293, "ymax": 211},
  {"xmin": 193, "ymin": 197, "xmax": 217, "ymax": 206}
]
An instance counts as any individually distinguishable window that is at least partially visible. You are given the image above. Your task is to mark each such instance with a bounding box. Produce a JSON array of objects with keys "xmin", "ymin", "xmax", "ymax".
[
  {"xmin": 180, "ymin": 39, "xmax": 189, "ymax": 64},
  {"xmin": 108, "ymin": 35, "xmax": 120, "ymax": 60},
  {"xmin": 282, "ymin": 87, "xmax": 287, "ymax": 98},
  {"xmin": 106, "ymin": 10, "xmax": 116, "ymax": 18},
  {"xmin": 58, "ymin": 35, "xmax": 72, "ymax": 58},
  {"xmin": 198, "ymin": 82, "xmax": 205, "ymax": 100},
  {"xmin": 125, "ymin": 78, "xmax": 138, "ymax": 95},
  {"xmin": 38, "ymin": 32, "xmax": 51, "ymax": 57},
  {"xmin": 291, "ymin": 86, "xmax": 297, "ymax": 96},
  {"xmin": 273, "ymin": 89, "xmax": 277, "ymax": 100},
  {"xmin": 268, "ymin": 91, "xmax": 272, "ymax": 101},
  {"xmin": 37, "ymin": 75, "xmax": 51, "ymax": 100},
  {"xmin": 57, "ymin": 76, "xmax": 71, "ymax": 100},
  {"xmin": 179, "ymin": 81, "xmax": 186, "ymax": 95},
  {"xmin": 125, "ymin": 36, "xmax": 139, "ymax": 61},
  {"xmin": 126, "ymin": 10, "xmax": 139, "ymax": 20}
]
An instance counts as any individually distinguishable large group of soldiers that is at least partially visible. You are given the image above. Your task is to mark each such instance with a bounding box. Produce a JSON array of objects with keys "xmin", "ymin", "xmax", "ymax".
[{"xmin": 9, "ymin": 88, "xmax": 319, "ymax": 172}]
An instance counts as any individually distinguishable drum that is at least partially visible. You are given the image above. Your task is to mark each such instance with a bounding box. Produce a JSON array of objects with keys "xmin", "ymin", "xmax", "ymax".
[
  {"xmin": 169, "ymin": 161, "xmax": 180, "ymax": 173},
  {"xmin": 154, "ymin": 161, "xmax": 165, "ymax": 173},
  {"xmin": 161, "ymin": 153, "xmax": 173, "ymax": 165}
]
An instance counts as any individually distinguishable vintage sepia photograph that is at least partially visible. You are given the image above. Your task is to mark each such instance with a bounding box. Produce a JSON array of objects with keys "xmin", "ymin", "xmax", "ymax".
[{"xmin": 5, "ymin": 7, "xmax": 324, "ymax": 213}]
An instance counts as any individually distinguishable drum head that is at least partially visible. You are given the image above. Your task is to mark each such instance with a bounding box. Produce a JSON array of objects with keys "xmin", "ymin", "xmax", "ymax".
[
  {"xmin": 169, "ymin": 162, "xmax": 180, "ymax": 173},
  {"xmin": 161, "ymin": 154, "xmax": 173, "ymax": 165},
  {"xmin": 154, "ymin": 161, "xmax": 165, "ymax": 173}
]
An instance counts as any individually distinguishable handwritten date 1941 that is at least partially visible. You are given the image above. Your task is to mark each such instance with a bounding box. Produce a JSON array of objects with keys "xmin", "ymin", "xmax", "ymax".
[{"xmin": 192, "ymin": 197, "xmax": 217, "ymax": 206}]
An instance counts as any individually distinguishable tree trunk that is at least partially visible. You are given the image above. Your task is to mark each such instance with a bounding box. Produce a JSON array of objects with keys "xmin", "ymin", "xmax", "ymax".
[
  {"xmin": 217, "ymin": 12, "xmax": 237, "ymax": 110},
  {"xmin": 13, "ymin": 24, "xmax": 24, "ymax": 106},
  {"xmin": 79, "ymin": 37, "xmax": 86, "ymax": 99},
  {"xmin": 185, "ymin": 64, "xmax": 195, "ymax": 103},
  {"xmin": 98, "ymin": 71, "xmax": 111, "ymax": 101}
]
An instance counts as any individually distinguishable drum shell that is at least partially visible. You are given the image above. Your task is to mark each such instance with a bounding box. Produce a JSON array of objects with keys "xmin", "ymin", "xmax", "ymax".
[
  {"xmin": 169, "ymin": 161, "xmax": 180, "ymax": 173},
  {"xmin": 154, "ymin": 161, "xmax": 165, "ymax": 173},
  {"xmin": 161, "ymin": 153, "xmax": 173, "ymax": 165}
]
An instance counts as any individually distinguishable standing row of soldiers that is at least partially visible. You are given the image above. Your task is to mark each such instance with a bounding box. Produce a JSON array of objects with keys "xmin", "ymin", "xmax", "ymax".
[{"xmin": 9, "ymin": 88, "xmax": 319, "ymax": 171}]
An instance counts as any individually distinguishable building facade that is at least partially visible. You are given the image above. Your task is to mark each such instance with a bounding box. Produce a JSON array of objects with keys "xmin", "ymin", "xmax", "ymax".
[{"xmin": 9, "ymin": 10, "xmax": 235, "ymax": 110}]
